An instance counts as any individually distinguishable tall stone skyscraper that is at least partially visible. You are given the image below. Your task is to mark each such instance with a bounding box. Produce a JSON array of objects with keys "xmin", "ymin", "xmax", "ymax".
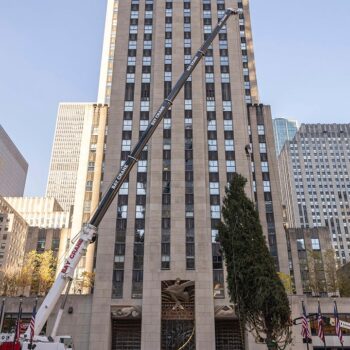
[
  {"xmin": 89, "ymin": 0, "xmax": 288, "ymax": 349},
  {"xmin": 279, "ymin": 123, "xmax": 350, "ymax": 265}
]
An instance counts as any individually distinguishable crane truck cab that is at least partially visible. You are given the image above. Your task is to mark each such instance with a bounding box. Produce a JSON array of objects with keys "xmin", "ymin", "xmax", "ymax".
[
  {"xmin": 0, "ymin": 335, "xmax": 73, "ymax": 350},
  {"xmin": 21, "ymin": 335, "xmax": 74, "ymax": 350}
]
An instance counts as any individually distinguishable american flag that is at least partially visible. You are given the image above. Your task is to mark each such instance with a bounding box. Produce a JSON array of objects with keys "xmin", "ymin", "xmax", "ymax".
[
  {"xmin": 13, "ymin": 301, "xmax": 22, "ymax": 344},
  {"xmin": 317, "ymin": 301, "xmax": 325, "ymax": 343},
  {"xmin": 301, "ymin": 301, "xmax": 311, "ymax": 340},
  {"xmin": 29, "ymin": 299, "xmax": 37, "ymax": 343},
  {"xmin": 334, "ymin": 300, "xmax": 344, "ymax": 345}
]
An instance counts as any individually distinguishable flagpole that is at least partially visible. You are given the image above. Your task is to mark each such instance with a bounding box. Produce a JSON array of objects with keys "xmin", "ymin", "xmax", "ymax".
[
  {"xmin": 12, "ymin": 298, "xmax": 22, "ymax": 350},
  {"xmin": 0, "ymin": 298, "xmax": 5, "ymax": 332},
  {"xmin": 29, "ymin": 297, "xmax": 38, "ymax": 350},
  {"xmin": 317, "ymin": 299, "xmax": 326, "ymax": 350},
  {"xmin": 301, "ymin": 300, "xmax": 310, "ymax": 350},
  {"xmin": 334, "ymin": 299, "xmax": 344, "ymax": 349}
]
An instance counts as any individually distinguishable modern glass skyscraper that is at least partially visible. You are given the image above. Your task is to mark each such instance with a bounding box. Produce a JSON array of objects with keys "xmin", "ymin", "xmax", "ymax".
[
  {"xmin": 273, "ymin": 117, "xmax": 299, "ymax": 155},
  {"xmin": 279, "ymin": 123, "xmax": 350, "ymax": 265},
  {"xmin": 89, "ymin": 0, "xmax": 288, "ymax": 349}
]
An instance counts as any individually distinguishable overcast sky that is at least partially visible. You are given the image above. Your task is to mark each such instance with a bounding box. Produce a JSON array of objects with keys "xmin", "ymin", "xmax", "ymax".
[{"xmin": 0, "ymin": 0, "xmax": 349, "ymax": 196}]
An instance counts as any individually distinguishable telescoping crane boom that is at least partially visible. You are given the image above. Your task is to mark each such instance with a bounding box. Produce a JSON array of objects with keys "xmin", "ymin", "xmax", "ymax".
[{"xmin": 23, "ymin": 7, "xmax": 241, "ymax": 342}]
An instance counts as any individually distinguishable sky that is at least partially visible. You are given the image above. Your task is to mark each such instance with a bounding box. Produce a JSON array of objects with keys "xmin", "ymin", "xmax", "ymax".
[{"xmin": 0, "ymin": 0, "xmax": 349, "ymax": 196}]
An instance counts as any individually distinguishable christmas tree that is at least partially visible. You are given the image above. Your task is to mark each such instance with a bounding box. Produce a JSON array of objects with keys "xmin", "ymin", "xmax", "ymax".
[{"xmin": 218, "ymin": 173, "xmax": 291, "ymax": 349}]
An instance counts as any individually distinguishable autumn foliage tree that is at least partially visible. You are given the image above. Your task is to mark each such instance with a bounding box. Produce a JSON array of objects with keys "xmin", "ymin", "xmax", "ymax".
[
  {"xmin": 0, "ymin": 250, "xmax": 57, "ymax": 296},
  {"xmin": 218, "ymin": 173, "xmax": 292, "ymax": 349}
]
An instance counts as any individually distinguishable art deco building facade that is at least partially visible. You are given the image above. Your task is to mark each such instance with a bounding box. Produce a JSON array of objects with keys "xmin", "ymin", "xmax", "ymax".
[
  {"xmin": 279, "ymin": 123, "xmax": 350, "ymax": 265},
  {"xmin": 89, "ymin": 0, "xmax": 288, "ymax": 349},
  {"xmin": 272, "ymin": 117, "xmax": 299, "ymax": 155},
  {"xmin": 0, "ymin": 125, "xmax": 28, "ymax": 197}
]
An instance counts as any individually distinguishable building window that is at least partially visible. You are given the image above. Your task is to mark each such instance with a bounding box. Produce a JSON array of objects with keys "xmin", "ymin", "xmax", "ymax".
[
  {"xmin": 140, "ymin": 120, "xmax": 148, "ymax": 131},
  {"xmin": 259, "ymin": 143, "xmax": 267, "ymax": 153},
  {"xmin": 143, "ymin": 57, "xmax": 151, "ymax": 65},
  {"xmin": 211, "ymin": 205, "xmax": 221, "ymax": 219},
  {"xmin": 208, "ymin": 120, "xmax": 216, "ymax": 131},
  {"xmin": 208, "ymin": 139, "xmax": 217, "ymax": 151},
  {"xmin": 261, "ymin": 162, "xmax": 269, "ymax": 172},
  {"xmin": 311, "ymin": 238, "xmax": 320, "ymax": 250},
  {"xmin": 124, "ymin": 101, "xmax": 134, "ymax": 112},
  {"xmin": 119, "ymin": 183, "xmax": 129, "ymax": 195},
  {"xmin": 122, "ymin": 139, "xmax": 131, "ymax": 151},
  {"xmin": 209, "ymin": 161, "xmax": 218, "ymax": 172},
  {"xmin": 223, "ymin": 119, "xmax": 233, "ymax": 130},
  {"xmin": 210, "ymin": 182, "xmax": 220, "ymax": 195},
  {"xmin": 185, "ymin": 100, "xmax": 192, "ymax": 110},
  {"xmin": 136, "ymin": 205, "xmax": 145, "ymax": 219},
  {"xmin": 138, "ymin": 161, "xmax": 147, "ymax": 172},
  {"xmin": 221, "ymin": 73, "xmax": 229, "ymax": 83},
  {"xmin": 226, "ymin": 160, "xmax": 236, "ymax": 173},
  {"xmin": 297, "ymin": 238, "xmax": 305, "ymax": 250},
  {"xmin": 137, "ymin": 182, "xmax": 146, "ymax": 195},
  {"xmin": 263, "ymin": 181, "xmax": 271, "ymax": 192},
  {"xmin": 123, "ymin": 120, "xmax": 132, "ymax": 131},
  {"xmin": 225, "ymin": 140, "xmax": 234, "ymax": 151},
  {"xmin": 117, "ymin": 205, "xmax": 128, "ymax": 219},
  {"xmin": 257, "ymin": 125, "xmax": 265, "ymax": 135}
]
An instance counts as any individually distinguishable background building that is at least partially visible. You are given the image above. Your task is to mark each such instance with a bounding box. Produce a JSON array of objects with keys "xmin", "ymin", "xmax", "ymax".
[
  {"xmin": 0, "ymin": 125, "xmax": 28, "ymax": 197},
  {"xmin": 46, "ymin": 103, "xmax": 108, "ymax": 284},
  {"xmin": 286, "ymin": 226, "xmax": 335, "ymax": 295},
  {"xmin": 88, "ymin": 0, "xmax": 288, "ymax": 349},
  {"xmin": 4, "ymin": 196, "xmax": 72, "ymax": 283},
  {"xmin": 98, "ymin": 0, "xmax": 119, "ymax": 105},
  {"xmin": 4, "ymin": 196, "xmax": 71, "ymax": 229},
  {"xmin": 0, "ymin": 196, "xmax": 28, "ymax": 270},
  {"xmin": 272, "ymin": 117, "xmax": 299, "ymax": 155},
  {"xmin": 279, "ymin": 123, "xmax": 350, "ymax": 265},
  {"xmin": 46, "ymin": 103, "xmax": 108, "ymax": 212}
]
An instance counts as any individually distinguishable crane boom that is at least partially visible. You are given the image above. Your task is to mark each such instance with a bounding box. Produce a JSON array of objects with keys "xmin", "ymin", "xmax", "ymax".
[{"xmin": 25, "ymin": 7, "xmax": 241, "ymax": 339}]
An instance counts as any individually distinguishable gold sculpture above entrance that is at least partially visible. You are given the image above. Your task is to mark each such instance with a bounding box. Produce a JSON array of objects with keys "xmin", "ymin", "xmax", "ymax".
[
  {"xmin": 163, "ymin": 278, "xmax": 195, "ymax": 310},
  {"xmin": 161, "ymin": 279, "xmax": 195, "ymax": 320},
  {"xmin": 161, "ymin": 279, "xmax": 195, "ymax": 349}
]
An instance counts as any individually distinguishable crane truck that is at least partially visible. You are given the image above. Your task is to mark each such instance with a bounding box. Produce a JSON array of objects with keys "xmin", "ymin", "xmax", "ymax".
[{"xmin": 0, "ymin": 8, "xmax": 241, "ymax": 350}]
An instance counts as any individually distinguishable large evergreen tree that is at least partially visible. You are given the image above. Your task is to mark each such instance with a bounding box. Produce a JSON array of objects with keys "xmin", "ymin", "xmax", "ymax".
[{"xmin": 218, "ymin": 173, "xmax": 292, "ymax": 349}]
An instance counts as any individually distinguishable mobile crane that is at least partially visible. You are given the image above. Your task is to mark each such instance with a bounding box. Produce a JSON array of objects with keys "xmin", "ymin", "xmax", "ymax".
[{"xmin": 0, "ymin": 8, "xmax": 241, "ymax": 350}]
